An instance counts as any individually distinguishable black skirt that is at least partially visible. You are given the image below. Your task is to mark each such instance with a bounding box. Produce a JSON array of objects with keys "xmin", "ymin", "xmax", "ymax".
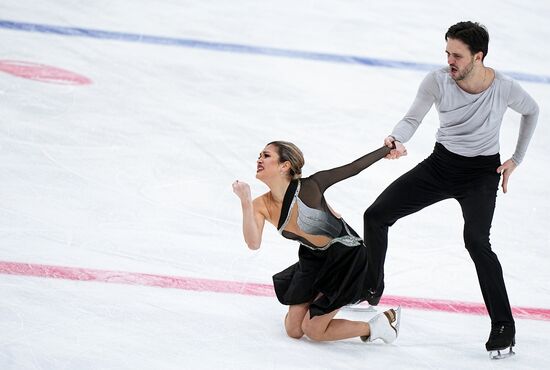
[{"xmin": 272, "ymin": 241, "xmax": 371, "ymax": 318}]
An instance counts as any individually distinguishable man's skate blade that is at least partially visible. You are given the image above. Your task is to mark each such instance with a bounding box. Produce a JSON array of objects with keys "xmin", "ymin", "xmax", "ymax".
[{"xmin": 489, "ymin": 347, "xmax": 515, "ymax": 360}]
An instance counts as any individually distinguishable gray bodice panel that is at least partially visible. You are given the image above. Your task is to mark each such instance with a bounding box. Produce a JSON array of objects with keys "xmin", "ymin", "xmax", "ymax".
[
  {"xmin": 296, "ymin": 198, "xmax": 342, "ymax": 237},
  {"xmin": 277, "ymin": 181, "xmax": 362, "ymax": 250}
]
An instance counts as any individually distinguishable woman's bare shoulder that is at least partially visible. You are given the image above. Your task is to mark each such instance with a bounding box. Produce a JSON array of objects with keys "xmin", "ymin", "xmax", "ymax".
[{"xmin": 253, "ymin": 192, "xmax": 270, "ymax": 214}]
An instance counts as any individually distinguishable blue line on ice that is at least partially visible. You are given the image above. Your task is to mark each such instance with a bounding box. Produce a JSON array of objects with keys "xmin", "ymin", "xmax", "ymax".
[{"xmin": 1, "ymin": 19, "xmax": 549, "ymax": 84}]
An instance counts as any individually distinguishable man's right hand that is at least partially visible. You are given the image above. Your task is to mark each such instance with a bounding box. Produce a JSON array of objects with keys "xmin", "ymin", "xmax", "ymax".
[{"xmin": 384, "ymin": 136, "xmax": 407, "ymax": 159}]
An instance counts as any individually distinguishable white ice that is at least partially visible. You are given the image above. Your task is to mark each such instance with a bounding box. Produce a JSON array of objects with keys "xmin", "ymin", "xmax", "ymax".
[{"xmin": 1, "ymin": 0, "xmax": 549, "ymax": 369}]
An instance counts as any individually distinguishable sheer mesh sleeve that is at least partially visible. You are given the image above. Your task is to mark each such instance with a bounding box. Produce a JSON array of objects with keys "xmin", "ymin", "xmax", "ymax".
[
  {"xmin": 282, "ymin": 146, "xmax": 390, "ymax": 245},
  {"xmin": 309, "ymin": 146, "xmax": 390, "ymax": 194}
]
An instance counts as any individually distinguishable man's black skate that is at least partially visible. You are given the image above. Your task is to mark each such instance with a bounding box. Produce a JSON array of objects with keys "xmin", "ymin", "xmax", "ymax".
[
  {"xmin": 486, "ymin": 323, "xmax": 515, "ymax": 360},
  {"xmin": 367, "ymin": 294, "xmax": 382, "ymax": 306},
  {"xmin": 344, "ymin": 289, "xmax": 380, "ymax": 312},
  {"xmin": 366, "ymin": 283, "xmax": 384, "ymax": 306}
]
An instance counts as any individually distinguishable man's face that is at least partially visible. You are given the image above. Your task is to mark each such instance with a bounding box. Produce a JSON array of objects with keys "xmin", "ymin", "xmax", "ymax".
[{"xmin": 445, "ymin": 38, "xmax": 476, "ymax": 81}]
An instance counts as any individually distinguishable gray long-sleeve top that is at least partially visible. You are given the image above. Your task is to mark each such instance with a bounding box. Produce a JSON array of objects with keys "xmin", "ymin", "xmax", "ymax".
[{"xmin": 391, "ymin": 67, "xmax": 539, "ymax": 164}]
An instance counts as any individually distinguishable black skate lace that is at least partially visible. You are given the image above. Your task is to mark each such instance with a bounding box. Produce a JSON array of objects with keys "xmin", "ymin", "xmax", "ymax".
[{"xmin": 490, "ymin": 325, "xmax": 505, "ymax": 337}]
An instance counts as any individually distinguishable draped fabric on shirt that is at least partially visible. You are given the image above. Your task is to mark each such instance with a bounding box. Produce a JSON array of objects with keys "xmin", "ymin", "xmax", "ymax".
[{"xmin": 391, "ymin": 67, "xmax": 539, "ymax": 165}]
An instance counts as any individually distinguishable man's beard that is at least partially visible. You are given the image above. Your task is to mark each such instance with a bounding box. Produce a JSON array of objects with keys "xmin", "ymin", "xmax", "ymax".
[{"xmin": 452, "ymin": 58, "xmax": 475, "ymax": 81}]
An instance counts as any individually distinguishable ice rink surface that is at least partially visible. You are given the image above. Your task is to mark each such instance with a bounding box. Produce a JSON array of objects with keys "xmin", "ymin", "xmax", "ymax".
[{"xmin": 1, "ymin": 1, "xmax": 549, "ymax": 369}]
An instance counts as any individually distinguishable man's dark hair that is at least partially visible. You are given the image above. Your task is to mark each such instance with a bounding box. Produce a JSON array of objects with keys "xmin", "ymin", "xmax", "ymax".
[{"xmin": 445, "ymin": 21, "xmax": 489, "ymax": 61}]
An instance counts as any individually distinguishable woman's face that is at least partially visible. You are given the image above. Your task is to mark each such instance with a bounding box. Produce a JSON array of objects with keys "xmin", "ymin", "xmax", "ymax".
[{"xmin": 256, "ymin": 144, "xmax": 282, "ymax": 181}]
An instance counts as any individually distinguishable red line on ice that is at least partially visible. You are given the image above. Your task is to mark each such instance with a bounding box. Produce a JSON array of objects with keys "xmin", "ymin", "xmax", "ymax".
[
  {"xmin": 1, "ymin": 260, "xmax": 548, "ymax": 321},
  {"xmin": 0, "ymin": 60, "xmax": 91, "ymax": 85}
]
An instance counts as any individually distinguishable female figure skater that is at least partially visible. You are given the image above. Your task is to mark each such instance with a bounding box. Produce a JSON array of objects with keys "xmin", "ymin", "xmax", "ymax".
[{"xmin": 232, "ymin": 141, "xmax": 401, "ymax": 343}]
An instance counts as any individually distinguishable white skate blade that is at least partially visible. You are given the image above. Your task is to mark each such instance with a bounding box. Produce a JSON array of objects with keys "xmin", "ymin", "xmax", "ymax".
[
  {"xmin": 489, "ymin": 346, "xmax": 515, "ymax": 360},
  {"xmin": 394, "ymin": 306, "xmax": 402, "ymax": 337},
  {"xmin": 342, "ymin": 303, "xmax": 377, "ymax": 313}
]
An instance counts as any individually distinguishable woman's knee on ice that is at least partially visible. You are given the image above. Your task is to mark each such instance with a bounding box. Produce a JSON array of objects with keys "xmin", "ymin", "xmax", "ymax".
[
  {"xmin": 285, "ymin": 321, "xmax": 304, "ymax": 339},
  {"xmin": 285, "ymin": 309, "xmax": 307, "ymax": 339}
]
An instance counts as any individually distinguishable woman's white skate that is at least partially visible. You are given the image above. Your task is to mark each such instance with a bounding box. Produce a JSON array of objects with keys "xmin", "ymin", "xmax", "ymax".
[{"xmin": 361, "ymin": 306, "xmax": 401, "ymax": 344}]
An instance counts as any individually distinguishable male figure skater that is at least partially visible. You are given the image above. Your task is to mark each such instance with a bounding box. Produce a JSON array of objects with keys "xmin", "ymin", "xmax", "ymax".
[{"xmin": 364, "ymin": 21, "xmax": 539, "ymax": 359}]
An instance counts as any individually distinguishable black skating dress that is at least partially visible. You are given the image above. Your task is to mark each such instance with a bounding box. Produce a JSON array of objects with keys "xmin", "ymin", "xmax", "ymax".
[{"xmin": 272, "ymin": 146, "xmax": 390, "ymax": 317}]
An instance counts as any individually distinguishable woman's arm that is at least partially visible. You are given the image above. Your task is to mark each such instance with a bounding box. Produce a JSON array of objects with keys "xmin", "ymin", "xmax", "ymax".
[
  {"xmin": 232, "ymin": 180, "xmax": 266, "ymax": 250},
  {"xmin": 310, "ymin": 146, "xmax": 390, "ymax": 193}
]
